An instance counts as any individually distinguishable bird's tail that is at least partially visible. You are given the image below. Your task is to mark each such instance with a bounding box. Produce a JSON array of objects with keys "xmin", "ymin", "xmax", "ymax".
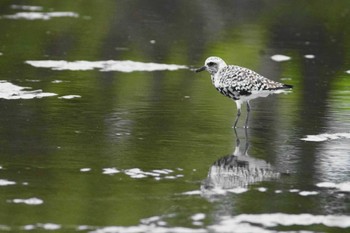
[
  {"xmin": 282, "ymin": 84, "xmax": 293, "ymax": 89},
  {"xmin": 269, "ymin": 83, "xmax": 293, "ymax": 93}
]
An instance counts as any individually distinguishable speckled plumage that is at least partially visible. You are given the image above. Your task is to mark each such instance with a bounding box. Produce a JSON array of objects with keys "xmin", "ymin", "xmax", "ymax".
[{"xmin": 195, "ymin": 56, "xmax": 292, "ymax": 128}]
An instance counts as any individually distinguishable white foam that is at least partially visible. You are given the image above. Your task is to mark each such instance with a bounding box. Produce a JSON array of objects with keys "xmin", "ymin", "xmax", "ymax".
[
  {"xmin": 80, "ymin": 168, "xmax": 91, "ymax": 172},
  {"xmin": 270, "ymin": 54, "xmax": 291, "ymax": 62},
  {"xmin": 227, "ymin": 187, "xmax": 248, "ymax": 194},
  {"xmin": 124, "ymin": 168, "xmax": 148, "ymax": 178},
  {"xmin": 37, "ymin": 223, "xmax": 61, "ymax": 230},
  {"xmin": 317, "ymin": 181, "xmax": 350, "ymax": 192},
  {"xmin": 10, "ymin": 5, "xmax": 43, "ymax": 11},
  {"xmin": 207, "ymin": 187, "xmax": 228, "ymax": 195},
  {"xmin": 2, "ymin": 212, "xmax": 348, "ymax": 232},
  {"xmin": 298, "ymin": 191, "xmax": 319, "ymax": 196},
  {"xmin": 210, "ymin": 213, "xmax": 350, "ymax": 232},
  {"xmin": 304, "ymin": 54, "xmax": 315, "ymax": 59},
  {"xmin": 11, "ymin": 197, "xmax": 43, "ymax": 205},
  {"xmin": 2, "ymin": 12, "xmax": 78, "ymax": 20},
  {"xmin": 0, "ymin": 179, "xmax": 16, "ymax": 186},
  {"xmin": 102, "ymin": 168, "xmax": 120, "ymax": 175},
  {"xmin": 301, "ymin": 133, "xmax": 350, "ymax": 142},
  {"xmin": 0, "ymin": 81, "xmax": 57, "ymax": 100},
  {"xmin": 21, "ymin": 223, "xmax": 61, "ymax": 231},
  {"xmin": 124, "ymin": 168, "xmax": 172, "ymax": 179},
  {"xmin": 289, "ymin": 189, "xmax": 300, "ymax": 193},
  {"xmin": 58, "ymin": 95, "xmax": 81, "ymax": 99},
  {"xmin": 77, "ymin": 225, "xmax": 93, "ymax": 231},
  {"xmin": 25, "ymin": 79, "xmax": 40, "ymax": 82},
  {"xmin": 316, "ymin": 182, "xmax": 337, "ymax": 188},
  {"xmin": 191, "ymin": 213, "xmax": 206, "ymax": 221},
  {"xmin": 140, "ymin": 216, "xmax": 162, "ymax": 224},
  {"xmin": 257, "ymin": 187, "xmax": 267, "ymax": 192},
  {"xmin": 90, "ymin": 225, "xmax": 206, "ymax": 233},
  {"xmin": 25, "ymin": 60, "xmax": 188, "ymax": 72},
  {"xmin": 22, "ymin": 225, "xmax": 36, "ymax": 230},
  {"xmin": 182, "ymin": 190, "xmax": 201, "ymax": 195},
  {"xmin": 87, "ymin": 213, "xmax": 350, "ymax": 233},
  {"xmin": 152, "ymin": 169, "xmax": 173, "ymax": 174},
  {"xmin": 52, "ymin": 80, "xmax": 63, "ymax": 83}
]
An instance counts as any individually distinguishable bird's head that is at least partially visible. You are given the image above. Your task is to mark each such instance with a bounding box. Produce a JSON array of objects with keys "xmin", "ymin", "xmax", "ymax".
[{"xmin": 195, "ymin": 56, "xmax": 227, "ymax": 75}]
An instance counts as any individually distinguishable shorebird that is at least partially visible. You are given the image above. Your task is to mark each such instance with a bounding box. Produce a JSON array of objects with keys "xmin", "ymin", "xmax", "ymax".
[{"xmin": 195, "ymin": 56, "xmax": 292, "ymax": 128}]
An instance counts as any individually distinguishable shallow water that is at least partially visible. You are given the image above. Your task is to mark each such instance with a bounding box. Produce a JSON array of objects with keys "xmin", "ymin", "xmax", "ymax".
[{"xmin": 1, "ymin": 1, "xmax": 350, "ymax": 232}]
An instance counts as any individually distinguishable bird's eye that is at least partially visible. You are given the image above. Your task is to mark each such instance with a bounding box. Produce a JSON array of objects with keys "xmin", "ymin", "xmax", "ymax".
[{"xmin": 207, "ymin": 62, "xmax": 215, "ymax": 66}]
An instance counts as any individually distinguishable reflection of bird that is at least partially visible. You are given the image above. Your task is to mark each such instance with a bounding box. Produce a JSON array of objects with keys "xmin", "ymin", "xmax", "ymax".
[
  {"xmin": 195, "ymin": 56, "xmax": 293, "ymax": 128},
  {"xmin": 201, "ymin": 129, "xmax": 280, "ymax": 193}
]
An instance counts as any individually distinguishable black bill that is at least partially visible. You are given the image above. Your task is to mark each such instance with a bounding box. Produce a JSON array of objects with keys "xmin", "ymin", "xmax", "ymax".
[{"xmin": 194, "ymin": 66, "xmax": 206, "ymax": 73}]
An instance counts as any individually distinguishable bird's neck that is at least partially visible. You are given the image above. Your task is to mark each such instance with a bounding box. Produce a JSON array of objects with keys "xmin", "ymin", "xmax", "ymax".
[{"xmin": 211, "ymin": 73, "xmax": 221, "ymax": 87}]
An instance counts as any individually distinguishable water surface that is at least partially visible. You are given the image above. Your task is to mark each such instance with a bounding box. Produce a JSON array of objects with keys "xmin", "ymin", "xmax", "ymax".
[{"xmin": 0, "ymin": 1, "xmax": 350, "ymax": 232}]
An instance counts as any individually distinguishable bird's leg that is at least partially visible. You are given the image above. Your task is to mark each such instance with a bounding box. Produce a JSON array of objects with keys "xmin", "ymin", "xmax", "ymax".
[
  {"xmin": 233, "ymin": 101, "xmax": 242, "ymax": 128},
  {"xmin": 233, "ymin": 127, "xmax": 240, "ymax": 147},
  {"xmin": 243, "ymin": 125, "xmax": 249, "ymax": 156},
  {"xmin": 244, "ymin": 101, "xmax": 251, "ymax": 128},
  {"xmin": 233, "ymin": 108, "xmax": 241, "ymax": 128}
]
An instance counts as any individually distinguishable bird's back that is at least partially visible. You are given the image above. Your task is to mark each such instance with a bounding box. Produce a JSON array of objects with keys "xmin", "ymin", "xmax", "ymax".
[{"xmin": 214, "ymin": 65, "xmax": 291, "ymax": 96}]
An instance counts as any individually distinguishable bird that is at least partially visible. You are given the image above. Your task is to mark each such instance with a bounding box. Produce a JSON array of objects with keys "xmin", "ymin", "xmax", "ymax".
[{"xmin": 195, "ymin": 56, "xmax": 293, "ymax": 128}]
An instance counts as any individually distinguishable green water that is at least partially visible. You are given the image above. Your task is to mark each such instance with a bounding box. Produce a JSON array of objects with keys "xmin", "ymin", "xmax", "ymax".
[{"xmin": 0, "ymin": 1, "xmax": 350, "ymax": 232}]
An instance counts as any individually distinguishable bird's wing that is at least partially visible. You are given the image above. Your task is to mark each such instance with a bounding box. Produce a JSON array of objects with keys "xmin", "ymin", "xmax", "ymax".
[{"xmin": 219, "ymin": 65, "xmax": 286, "ymax": 93}]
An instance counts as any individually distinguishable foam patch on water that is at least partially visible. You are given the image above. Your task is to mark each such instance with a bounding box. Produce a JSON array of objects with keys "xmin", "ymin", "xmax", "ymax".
[
  {"xmin": 228, "ymin": 187, "xmax": 248, "ymax": 194},
  {"xmin": 0, "ymin": 211, "xmax": 346, "ymax": 233},
  {"xmin": 80, "ymin": 168, "xmax": 91, "ymax": 172},
  {"xmin": 1, "ymin": 12, "xmax": 79, "ymax": 20},
  {"xmin": 10, "ymin": 5, "xmax": 43, "ymax": 11},
  {"xmin": 90, "ymin": 226, "xmax": 207, "ymax": 233},
  {"xmin": 9, "ymin": 197, "xmax": 43, "ymax": 205},
  {"xmin": 58, "ymin": 95, "xmax": 81, "ymax": 99},
  {"xmin": 301, "ymin": 132, "xmax": 350, "ymax": 142},
  {"xmin": 0, "ymin": 179, "xmax": 16, "ymax": 186},
  {"xmin": 25, "ymin": 60, "xmax": 188, "ymax": 72},
  {"xmin": 317, "ymin": 181, "xmax": 350, "ymax": 192},
  {"xmin": 22, "ymin": 223, "xmax": 61, "ymax": 231},
  {"xmin": 210, "ymin": 213, "xmax": 350, "ymax": 232},
  {"xmin": 289, "ymin": 189, "xmax": 300, "ymax": 193},
  {"xmin": 298, "ymin": 191, "xmax": 319, "ymax": 196},
  {"xmin": 0, "ymin": 81, "xmax": 57, "ymax": 100},
  {"xmin": 191, "ymin": 213, "xmax": 206, "ymax": 226},
  {"xmin": 270, "ymin": 54, "xmax": 291, "ymax": 62},
  {"xmin": 182, "ymin": 190, "xmax": 202, "ymax": 195},
  {"xmin": 304, "ymin": 54, "xmax": 315, "ymax": 59},
  {"xmin": 189, "ymin": 186, "xmax": 322, "ymax": 197},
  {"xmin": 37, "ymin": 213, "xmax": 350, "ymax": 233},
  {"xmin": 205, "ymin": 186, "xmax": 322, "ymax": 197},
  {"xmin": 102, "ymin": 168, "xmax": 120, "ymax": 175},
  {"xmin": 257, "ymin": 187, "xmax": 268, "ymax": 192}
]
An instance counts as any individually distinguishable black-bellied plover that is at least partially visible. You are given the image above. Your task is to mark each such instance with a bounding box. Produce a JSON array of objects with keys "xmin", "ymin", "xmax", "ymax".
[{"xmin": 195, "ymin": 56, "xmax": 292, "ymax": 128}]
